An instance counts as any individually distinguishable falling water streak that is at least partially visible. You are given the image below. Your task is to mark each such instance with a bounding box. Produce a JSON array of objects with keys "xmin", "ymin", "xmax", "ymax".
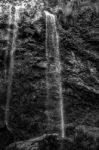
[
  {"xmin": 56, "ymin": 35, "xmax": 65, "ymax": 139},
  {"xmin": 45, "ymin": 11, "xmax": 50, "ymax": 126},
  {"xmin": 45, "ymin": 11, "xmax": 65, "ymax": 138},
  {"xmin": 4, "ymin": 5, "xmax": 12, "ymax": 81},
  {"xmin": 45, "ymin": 11, "xmax": 55, "ymax": 129},
  {"xmin": 5, "ymin": 6, "xmax": 19, "ymax": 129},
  {"xmin": 53, "ymin": 17, "xmax": 65, "ymax": 139}
]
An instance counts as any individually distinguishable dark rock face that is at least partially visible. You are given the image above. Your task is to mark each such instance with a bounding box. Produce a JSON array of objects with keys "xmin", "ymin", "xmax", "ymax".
[
  {"xmin": 0, "ymin": 0, "xmax": 99, "ymax": 149},
  {"xmin": 6, "ymin": 134, "xmax": 74, "ymax": 150},
  {"xmin": 0, "ymin": 125, "xmax": 14, "ymax": 150},
  {"xmin": 74, "ymin": 125, "xmax": 99, "ymax": 150},
  {"xmin": 56, "ymin": 0, "xmax": 99, "ymax": 127}
]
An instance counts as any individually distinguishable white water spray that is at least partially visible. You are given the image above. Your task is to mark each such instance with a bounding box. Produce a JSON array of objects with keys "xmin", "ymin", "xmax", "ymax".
[{"xmin": 44, "ymin": 11, "xmax": 65, "ymax": 138}]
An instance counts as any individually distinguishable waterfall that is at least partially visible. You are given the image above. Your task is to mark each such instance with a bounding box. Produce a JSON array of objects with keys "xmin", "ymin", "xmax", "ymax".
[
  {"xmin": 5, "ymin": 6, "xmax": 19, "ymax": 130},
  {"xmin": 5, "ymin": 5, "xmax": 12, "ymax": 81},
  {"xmin": 44, "ymin": 10, "xmax": 65, "ymax": 138}
]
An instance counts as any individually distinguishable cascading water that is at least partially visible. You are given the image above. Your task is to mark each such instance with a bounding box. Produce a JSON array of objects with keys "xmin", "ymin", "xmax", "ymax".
[
  {"xmin": 44, "ymin": 10, "xmax": 65, "ymax": 138},
  {"xmin": 5, "ymin": 5, "xmax": 12, "ymax": 81},
  {"xmin": 5, "ymin": 5, "xmax": 19, "ymax": 129}
]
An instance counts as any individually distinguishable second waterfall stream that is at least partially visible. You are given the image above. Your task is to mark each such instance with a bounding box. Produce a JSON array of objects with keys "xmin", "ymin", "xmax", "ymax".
[
  {"xmin": 5, "ymin": 5, "xmax": 20, "ymax": 130},
  {"xmin": 44, "ymin": 10, "xmax": 65, "ymax": 138}
]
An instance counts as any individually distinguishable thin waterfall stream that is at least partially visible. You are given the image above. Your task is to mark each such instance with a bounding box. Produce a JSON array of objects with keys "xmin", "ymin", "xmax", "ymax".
[
  {"xmin": 44, "ymin": 10, "xmax": 65, "ymax": 138},
  {"xmin": 5, "ymin": 6, "xmax": 19, "ymax": 129},
  {"xmin": 4, "ymin": 5, "xmax": 12, "ymax": 81}
]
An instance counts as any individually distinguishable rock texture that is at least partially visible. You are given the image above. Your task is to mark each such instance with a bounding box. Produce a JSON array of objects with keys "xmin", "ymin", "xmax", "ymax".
[
  {"xmin": 6, "ymin": 130, "xmax": 99, "ymax": 150},
  {"xmin": 0, "ymin": 0, "xmax": 99, "ymax": 149}
]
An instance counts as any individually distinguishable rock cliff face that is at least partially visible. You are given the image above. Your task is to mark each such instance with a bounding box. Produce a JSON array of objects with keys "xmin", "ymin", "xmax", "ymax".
[
  {"xmin": 6, "ymin": 132, "xmax": 99, "ymax": 150},
  {"xmin": 0, "ymin": 0, "xmax": 99, "ymax": 149},
  {"xmin": 59, "ymin": 0, "xmax": 99, "ymax": 127}
]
